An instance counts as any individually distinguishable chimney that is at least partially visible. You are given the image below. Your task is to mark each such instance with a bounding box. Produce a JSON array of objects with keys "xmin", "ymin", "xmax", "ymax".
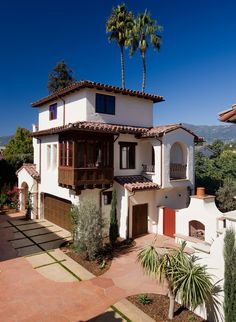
[{"xmin": 196, "ymin": 187, "xmax": 205, "ymax": 198}]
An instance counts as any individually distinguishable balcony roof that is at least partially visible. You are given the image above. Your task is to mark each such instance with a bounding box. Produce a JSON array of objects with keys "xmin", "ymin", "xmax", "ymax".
[
  {"xmin": 32, "ymin": 121, "xmax": 202, "ymax": 142},
  {"xmin": 31, "ymin": 80, "xmax": 164, "ymax": 107},
  {"xmin": 115, "ymin": 175, "xmax": 159, "ymax": 192}
]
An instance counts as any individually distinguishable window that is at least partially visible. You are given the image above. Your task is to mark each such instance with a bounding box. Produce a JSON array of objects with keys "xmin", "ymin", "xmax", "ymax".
[
  {"xmin": 52, "ymin": 144, "xmax": 57, "ymax": 169},
  {"xmin": 119, "ymin": 142, "xmax": 137, "ymax": 169},
  {"xmin": 103, "ymin": 191, "xmax": 112, "ymax": 205},
  {"xmin": 49, "ymin": 103, "xmax": 57, "ymax": 120},
  {"xmin": 96, "ymin": 93, "xmax": 115, "ymax": 115},
  {"xmin": 59, "ymin": 141, "xmax": 73, "ymax": 167},
  {"xmin": 47, "ymin": 145, "xmax": 51, "ymax": 169},
  {"xmin": 77, "ymin": 139, "xmax": 113, "ymax": 168}
]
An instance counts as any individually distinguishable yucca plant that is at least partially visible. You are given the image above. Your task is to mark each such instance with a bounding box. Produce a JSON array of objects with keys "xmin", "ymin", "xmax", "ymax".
[{"xmin": 138, "ymin": 240, "xmax": 213, "ymax": 320}]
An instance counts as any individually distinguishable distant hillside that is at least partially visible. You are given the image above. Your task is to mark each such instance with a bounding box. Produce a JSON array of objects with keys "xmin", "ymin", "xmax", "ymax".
[
  {"xmin": 0, "ymin": 135, "xmax": 12, "ymax": 147},
  {"xmin": 183, "ymin": 124, "xmax": 236, "ymax": 143}
]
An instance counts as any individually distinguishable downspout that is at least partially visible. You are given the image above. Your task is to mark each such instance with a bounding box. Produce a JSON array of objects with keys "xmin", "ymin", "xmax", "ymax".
[
  {"xmin": 127, "ymin": 190, "xmax": 135, "ymax": 239},
  {"xmin": 58, "ymin": 96, "xmax": 66, "ymax": 126}
]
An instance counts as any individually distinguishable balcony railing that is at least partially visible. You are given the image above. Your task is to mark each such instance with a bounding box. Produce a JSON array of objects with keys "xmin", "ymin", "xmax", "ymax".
[
  {"xmin": 170, "ymin": 163, "xmax": 187, "ymax": 180},
  {"xmin": 59, "ymin": 167, "xmax": 113, "ymax": 187},
  {"xmin": 142, "ymin": 164, "xmax": 155, "ymax": 173}
]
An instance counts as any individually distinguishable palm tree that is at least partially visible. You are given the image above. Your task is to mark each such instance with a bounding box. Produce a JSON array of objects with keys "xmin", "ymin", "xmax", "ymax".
[
  {"xmin": 130, "ymin": 10, "xmax": 162, "ymax": 92},
  {"xmin": 106, "ymin": 3, "xmax": 134, "ymax": 89},
  {"xmin": 138, "ymin": 240, "xmax": 213, "ymax": 320}
]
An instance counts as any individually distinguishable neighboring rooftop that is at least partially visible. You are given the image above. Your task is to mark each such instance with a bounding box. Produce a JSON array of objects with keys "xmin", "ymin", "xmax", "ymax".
[
  {"xmin": 32, "ymin": 121, "xmax": 202, "ymax": 142},
  {"xmin": 219, "ymin": 104, "xmax": 236, "ymax": 123},
  {"xmin": 115, "ymin": 175, "xmax": 159, "ymax": 192},
  {"xmin": 31, "ymin": 80, "xmax": 164, "ymax": 107}
]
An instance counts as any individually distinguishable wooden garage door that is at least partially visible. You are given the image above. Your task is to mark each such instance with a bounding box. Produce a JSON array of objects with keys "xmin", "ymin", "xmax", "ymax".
[
  {"xmin": 44, "ymin": 194, "xmax": 72, "ymax": 231},
  {"xmin": 163, "ymin": 207, "xmax": 176, "ymax": 237},
  {"xmin": 132, "ymin": 204, "xmax": 148, "ymax": 238}
]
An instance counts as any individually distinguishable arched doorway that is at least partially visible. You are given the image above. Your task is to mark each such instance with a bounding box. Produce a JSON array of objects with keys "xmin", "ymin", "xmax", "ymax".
[
  {"xmin": 21, "ymin": 182, "xmax": 29, "ymax": 211},
  {"xmin": 189, "ymin": 220, "xmax": 205, "ymax": 240}
]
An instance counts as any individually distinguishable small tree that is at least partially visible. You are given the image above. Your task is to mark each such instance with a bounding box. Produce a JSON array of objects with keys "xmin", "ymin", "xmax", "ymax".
[
  {"xmin": 109, "ymin": 189, "xmax": 119, "ymax": 247},
  {"xmin": 224, "ymin": 228, "xmax": 236, "ymax": 322},
  {"xmin": 138, "ymin": 240, "xmax": 213, "ymax": 320},
  {"xmin": 4, "ymin": 128, "xmax": 33, "ymax": 160},
  {"xmin": 216, "ymin": 178, "xmax": 236, "ymax": 212},
  {"xmin": 48, "ymin": 60, "xmax": 76, "ymax": 94},
  {"xmin": 70, "ymin": 199, "xmax": 104, "ymax": 260}
]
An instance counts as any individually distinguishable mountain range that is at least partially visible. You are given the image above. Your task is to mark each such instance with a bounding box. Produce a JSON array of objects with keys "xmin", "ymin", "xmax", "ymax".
[
  {"xmin": 183, "ymin": 124, "xmax": 236, "ymax": 143},
  {"xmin": 0, "ymin": 124, "xmax": 236, "ymax": 145}
]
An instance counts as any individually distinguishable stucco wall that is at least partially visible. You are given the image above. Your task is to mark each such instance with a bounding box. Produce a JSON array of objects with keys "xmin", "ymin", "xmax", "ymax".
[
  {"xmin": 17, "ymin": 168, "xmax": 38, "ymax": 219},
  {"xmin": 114, "ymin": 182, "xmax": 128, "ymax": 239},
  {"xmin": 37, "ymin": 88, "xmax": 153, "ymax": 131},
  {"xmin": 176, "ymin": 196, "xmax": 222, "ymax": 243},
  {"xmin": 162, "ymin": 128, "xmax": 195, "ymax": 189},
  {"xmin": 86, "ymin": 89, "xmax": 153, "ymax": 127}
]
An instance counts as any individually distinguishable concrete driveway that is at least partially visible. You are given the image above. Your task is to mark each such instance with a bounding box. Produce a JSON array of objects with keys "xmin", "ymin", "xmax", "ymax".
[{"xmin": 0, "ymin": 213, "xmax": 176, "ymax": 322}]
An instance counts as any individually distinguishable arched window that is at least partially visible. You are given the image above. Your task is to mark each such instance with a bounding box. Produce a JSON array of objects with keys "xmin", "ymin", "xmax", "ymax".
[{"xmin": 170, "ymin": 142, "xmax": 187, "ymax": 180}]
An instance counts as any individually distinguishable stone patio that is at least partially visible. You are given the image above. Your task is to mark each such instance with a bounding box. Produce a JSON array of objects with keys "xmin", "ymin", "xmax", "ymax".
[{"xmin": 0, "ymin": 212, "xmax": 180, "ymax": 321}]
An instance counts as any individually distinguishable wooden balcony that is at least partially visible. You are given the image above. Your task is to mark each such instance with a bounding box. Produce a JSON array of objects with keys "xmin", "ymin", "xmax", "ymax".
[
  {"xmin": 58, "ymin": 167, "xmax": 113, "ymax": 189},
  {"xmin": 170, "ymin": 163, "xmax": 187, "ymax": 180}
]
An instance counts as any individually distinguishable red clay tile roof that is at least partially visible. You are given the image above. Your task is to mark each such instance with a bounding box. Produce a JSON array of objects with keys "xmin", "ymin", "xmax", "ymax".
[
  {"xmin": 32, "ymin": 121, "xmax": 202, "ymax": 142},
  {"xmin": 218, "ymin": 105, "xmax": 236, "ymax": 123},
  {"xmin": 141, "ymin": 123, "xmax": 203, "ymax": 142},
  {"xmin": 115, "ymin": 175, "xmax": 159, "ymax": 192},
  {"xmin": 31, "ymin": 80, "xmax": 164, "ymax": 107},
  {"xmin": 16, "ymin": 163, "xmax": 40, "ymax": 182},
  {"xmin": 32, "ymin": 121, "xmax": 149, "ymax": 136}
]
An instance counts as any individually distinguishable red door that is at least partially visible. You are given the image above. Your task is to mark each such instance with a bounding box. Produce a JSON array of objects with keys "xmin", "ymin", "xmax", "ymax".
[{"xmin": 163, "ymin": 208, "xmax": 176, "ymax": 237}]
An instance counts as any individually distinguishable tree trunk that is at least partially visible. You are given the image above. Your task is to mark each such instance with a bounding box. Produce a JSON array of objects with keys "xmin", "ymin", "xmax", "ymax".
[
  {"xmin": 168, "ymin": 291, "xmax": 175, "ymax": 320},
  {"xmin": 120, "ymin": 45, "xmax": 125, "ymax": 89},
  {"xmin": 141, "ymin": 51, "xmax": 146, "ymax": 93}
]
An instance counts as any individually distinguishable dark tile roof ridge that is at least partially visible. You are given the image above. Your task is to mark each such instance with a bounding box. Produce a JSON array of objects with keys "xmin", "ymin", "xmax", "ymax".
[{"xmin": 31, "ymin": 80, "xmax": 164, "ymax": 107}]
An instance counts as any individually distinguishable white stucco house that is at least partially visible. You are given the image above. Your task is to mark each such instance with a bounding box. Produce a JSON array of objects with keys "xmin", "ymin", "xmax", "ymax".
[{"xmin": 17, "ymin": 80, "xmax": 201, "ymax": 238}]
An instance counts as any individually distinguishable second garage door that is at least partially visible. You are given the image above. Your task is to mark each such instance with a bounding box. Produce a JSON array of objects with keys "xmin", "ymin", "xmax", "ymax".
[{"xmin": 44, "ymin": 194, "xmax": 72, "ymax": 231}]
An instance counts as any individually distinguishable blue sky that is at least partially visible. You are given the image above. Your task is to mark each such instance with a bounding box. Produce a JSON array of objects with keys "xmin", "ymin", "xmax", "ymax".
[{"xmin": 0, "ymin": 0, "xmax": 236, "ymax": 136}]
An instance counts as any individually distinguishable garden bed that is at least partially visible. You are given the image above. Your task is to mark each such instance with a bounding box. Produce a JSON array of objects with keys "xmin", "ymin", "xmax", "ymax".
[
  {"xmin": 65, "ymin": 250, "xmax": 112, "ymax": 276},
  {"xmin": 61, "ymin": 238, "xmax": 135, "ymax": 276},
  {"xmin": 127, "ymin": 293, "xmax": 205, "ymax": 322}
]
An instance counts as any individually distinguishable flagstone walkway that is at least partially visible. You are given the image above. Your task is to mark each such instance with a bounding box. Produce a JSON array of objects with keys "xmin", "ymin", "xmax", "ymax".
[{"xmin": 0, "ymin": 212, "xmax": 179, "ymax": 322}]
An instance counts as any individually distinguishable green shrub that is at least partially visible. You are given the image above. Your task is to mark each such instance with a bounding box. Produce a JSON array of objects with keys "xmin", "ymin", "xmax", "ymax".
[
  {"xmin": 188, "ymin": 314, "xmax": 196, "ymax": 321},
  {"xmin": 0, "ymin": 193, "xmax": 8, "ymax": 208},
  {"xmin": 109, "ymin": 189, "xmax": 119, "ymax": 247},
  {"xmin": 138, "ymin": 294, "xmax": 153, "ymax": 305},
  {"xmin": 224, "ymin": 228, "xmax": 236, "ymax": 322},
  {"xmin": 70, "ymin": 199, "xmax": 104, "ymax": 261}
]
